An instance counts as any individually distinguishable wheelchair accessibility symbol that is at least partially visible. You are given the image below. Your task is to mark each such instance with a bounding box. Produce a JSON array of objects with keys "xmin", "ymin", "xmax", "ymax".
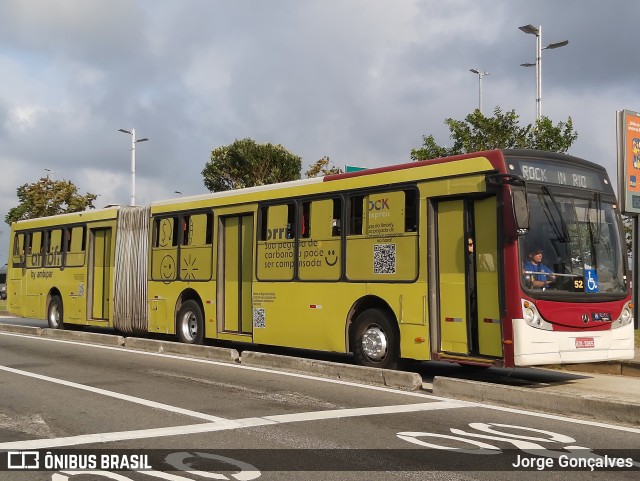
[{"xmin": 585, "ymin": 269, "xmax": 599, "ymax": 293}]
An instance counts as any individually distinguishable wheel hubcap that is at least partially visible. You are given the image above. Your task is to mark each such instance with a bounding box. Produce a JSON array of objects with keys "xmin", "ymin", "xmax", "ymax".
[
  {"xmin": 49, "ymin": 306, "xmax": 60, "ymax": 327},
  {"xmin": 362, "ymin": 326, "xmax": 388, "ymax": 361},
  {"xmin": 181, "ymin": 311, "xmax": 198, "ymax": 341}
]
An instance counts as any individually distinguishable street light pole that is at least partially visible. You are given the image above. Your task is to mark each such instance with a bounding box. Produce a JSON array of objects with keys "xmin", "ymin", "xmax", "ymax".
[
  {"xmin": 118, "ymin": 128, "xmax": 149, "ymax": 206},
  {"xmin": 469, "ymin": 69, "xmax": 490, "ymax": 114},
  {"xmin": 519, "ymin": 24, "xmax": 568, "ymax": 121}
]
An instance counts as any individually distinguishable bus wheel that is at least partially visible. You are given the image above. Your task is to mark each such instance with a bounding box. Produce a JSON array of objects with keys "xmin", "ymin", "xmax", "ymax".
[
  {"xmin": 176, "ymin": 300, "xmax": 204, "ymax": 344},
  {"xmin": 352, "ymin": 308, "xmax": 398, "ymax": 369},
  {"xmin": 48, "ymin": 296, "xmax": 64, "ymax": 329}
]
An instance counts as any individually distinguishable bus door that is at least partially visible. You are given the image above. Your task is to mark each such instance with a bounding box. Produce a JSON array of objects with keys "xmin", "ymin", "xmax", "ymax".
[
  {"xmin": 89, "ymin": 228, "xmax": 112, "ymax": 320},
  {"xmin": 433, "ymin": 197, "xmax": 502, "ymax": 359},
  {"xmin": 217, "ymin": 214, "xmax": 254, "ymax": 337}
]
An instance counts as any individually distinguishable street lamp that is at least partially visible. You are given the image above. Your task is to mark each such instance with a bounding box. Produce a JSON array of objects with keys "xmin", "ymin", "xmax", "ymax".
[
  {"xmin": 44, "ymin": 168, "xmax": 62, "ymax": 179},
  {"xmin": 118, "ymin": 128, "xmax": 149, "ymax": 206},
  {"xmin": 469, "ymin": 69, "xmax": 490, "ymax": 114},
  {"xmin": 519, "ymin": 24, "xmax": 568, "ymax": 120}
]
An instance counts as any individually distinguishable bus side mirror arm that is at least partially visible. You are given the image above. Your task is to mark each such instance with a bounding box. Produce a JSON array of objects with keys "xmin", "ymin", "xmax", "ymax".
[{"xmin": 486, "ymin": 173, "xmax": 529, "ymax": 235}]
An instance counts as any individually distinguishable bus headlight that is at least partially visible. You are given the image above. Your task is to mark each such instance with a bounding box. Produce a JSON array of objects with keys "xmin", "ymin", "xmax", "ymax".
[
  {"xmin": 612, "ymin": 302, "xmax": 633, "ymax": 329},
  {"xmin": 521, "ymin": 299, "xmax": 553, "ymax": 331}
]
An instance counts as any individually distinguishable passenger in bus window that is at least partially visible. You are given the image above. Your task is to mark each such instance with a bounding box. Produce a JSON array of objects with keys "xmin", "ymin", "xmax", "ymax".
[{"xmin": 523, "ymin": 249, "xmax": 555, "ymax": 289}]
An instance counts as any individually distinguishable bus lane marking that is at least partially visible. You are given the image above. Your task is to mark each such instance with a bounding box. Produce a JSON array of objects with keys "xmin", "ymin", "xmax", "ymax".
[
  {"xmin": 0, "ymin": 364, "xmax": 227, "ymax": 422},
  {"xmin": 2, "ymin": 332, "xmax": 640, "ymax": 437},
  {"xmin": 0, "ymin": 401, "xmax": 468, "ymax": 450}
]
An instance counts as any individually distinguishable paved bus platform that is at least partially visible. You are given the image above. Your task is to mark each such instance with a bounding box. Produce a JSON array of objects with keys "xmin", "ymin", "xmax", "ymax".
[{"xmin": 430, "ymin": 354, "xmax": 640, "ymax": 426}]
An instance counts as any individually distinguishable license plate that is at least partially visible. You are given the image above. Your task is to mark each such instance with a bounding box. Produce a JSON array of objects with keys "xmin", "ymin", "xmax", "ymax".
[{"xmin": 575, "ymin": 337, "xmax": 595, "ymax": 349}]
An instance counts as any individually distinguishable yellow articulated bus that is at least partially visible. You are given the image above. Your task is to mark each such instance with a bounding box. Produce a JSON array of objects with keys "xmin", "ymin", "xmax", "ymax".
[{"xmin": 7, "ymin": 149, "xmax": 634, "ymax": 369}]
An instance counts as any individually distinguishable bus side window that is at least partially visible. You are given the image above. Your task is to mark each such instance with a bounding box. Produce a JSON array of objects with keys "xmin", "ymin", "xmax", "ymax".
[
  {"xmin": 332, "ymin": 198, "xmax": 342, "ymax": 236},
  {"xmin": 263, "ymin": 204, "xmax": 295, "ymax": 241},
  {"xmin": 308, "ymin": 199, "xmax": 339, "ymax": 238},
  {"xmin": 25, "ymin": 233, "xmax": 32, "ymax": 254},
  {"xmin": 66, "ymin": 226, "xmax": 86, "ymax": 267},
  {"xmin": 13, "ymin": 233, "xmax": 25, "ymax": 266},
  {"xmin": 47, "ymin": 229, "xmax": 63, "ymax": 266},
  {"xmin": 29, "ymin": 231, "xmax": 43, "ymax": 267},
  {"xmin": 154, "ymin": 217, "xmax": 178, "ymax": 247},
  {"xmin": 182, "ymin": 215, "xmax": 190, "ymax": 245},
  {"xmin": 405, "ymin": 189, "xmax": 418, "ymax": 232},
  {"xmin": 301, "ymin": 202, "xmax": 311, "ymax": 238},
  {"xmin": 187, "ymin": 213, "xmax": 210, "ymax": 246},
  {"xmin": 64, "ymin": 228, "xmax": 72, "ymax": 252},
  {"xmin": 348, "ymin": 195, "xmax": 364, "ymax": 235}
]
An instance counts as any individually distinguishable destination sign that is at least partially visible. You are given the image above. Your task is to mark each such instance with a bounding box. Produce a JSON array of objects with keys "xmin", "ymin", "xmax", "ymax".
[{"xmin": 507, "ymin": 158, "xmax": 608, "ymax": 192}]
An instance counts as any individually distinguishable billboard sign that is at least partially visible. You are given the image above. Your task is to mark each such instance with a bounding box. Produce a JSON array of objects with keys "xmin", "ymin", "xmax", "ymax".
[{"xmin": 617, "ymin": 109, "xmax": 640, "ymax": 215}]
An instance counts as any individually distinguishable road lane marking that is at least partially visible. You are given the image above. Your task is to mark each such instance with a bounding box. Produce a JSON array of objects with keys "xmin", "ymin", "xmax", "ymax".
[
  {"xmin": 2, "ymin": 332, "xmax": 640, "ymax": 436},
  {"xmin": 0, "ymin": 331, "xmax": 443, "ymax": 400},
  {"xmin": 0, "ymin": 365, "xmax": 226, "ymax": 422},
  {"xmin": 0, "ymin": 401, "xmax": 467, "ymax": 450}
]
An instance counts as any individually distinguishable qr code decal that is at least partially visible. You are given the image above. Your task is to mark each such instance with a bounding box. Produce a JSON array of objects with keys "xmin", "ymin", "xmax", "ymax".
[
  {"xmin": 253, "ymin": 308, "xmax": 266, "ymax": 328},
  {"xmin": 374, "ymin": 243, "xmax": 396, "ymax": 274}
]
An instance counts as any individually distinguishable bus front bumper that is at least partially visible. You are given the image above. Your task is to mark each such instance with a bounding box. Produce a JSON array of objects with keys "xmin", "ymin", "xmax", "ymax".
[{"xmin": 512, "ymin": 318, "xmax": 635, "ymax": 367}]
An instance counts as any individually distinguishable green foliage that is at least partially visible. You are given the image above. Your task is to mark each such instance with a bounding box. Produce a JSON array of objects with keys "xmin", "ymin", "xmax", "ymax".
[
  {"xmin": 305, "ymin": 156, "xmax": 343, "ymax": 178},
  {"xmin": 411, "ymin": 107, "xmax": 578, "ymax": 161},
  {"xmin": 5, "ymin": 177, "xmax": 97, "ymax": 225},
  {"xmin": 623, "ymin": 215, "xmax": 633, "ymax": 258},
  {"xmin": 202, "ymin": 138, "xmax": 302, "ymax": 192}
]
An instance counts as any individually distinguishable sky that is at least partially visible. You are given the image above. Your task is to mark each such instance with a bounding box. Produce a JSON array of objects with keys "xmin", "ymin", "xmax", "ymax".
[{"xmin": 1, "ymin": 0, "xmax": 639, "ymax": 264}]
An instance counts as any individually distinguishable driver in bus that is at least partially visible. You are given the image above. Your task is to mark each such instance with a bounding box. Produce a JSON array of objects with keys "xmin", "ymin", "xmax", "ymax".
[{"xmin": 523, "ymin": 248, "xmax": 555, "ymax": 289}]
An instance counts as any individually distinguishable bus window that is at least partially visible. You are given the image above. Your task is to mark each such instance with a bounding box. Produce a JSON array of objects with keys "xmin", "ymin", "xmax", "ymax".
[
  {"xmin": 66, "ymin": 226, "xmax": 86, "ymax": 267},
  {"xmin": 28, "ymin": 231, "xmax": 43, "ymax": 268},
  {"xmin": 332, "ymin": 198, "xmax": 342, "ymax": 236},
  {"xmin": 179, "ymin": 212, "xmax": 213, "ymax": 281},
  {"xmin": 185, "ymin": 213, "xmax": 212, "ymax": 246},
  {"xmin": 348, "ymin": 195, "xmax": 365, "ymax": 235},
  {"xmin": 151, "ymin": 216, "xmax": 179, "ymax": 282},
  {"xmin": 64, "ymin": 228, "xmax": 72, "ymax": 252},
  {"xmin": 405, "ymin": 190, "xmax": 418, "ymax": 232},
  {"xmin": 47, "ymin": 229, "xmax": 63, "ymax": 267},
  {"xmin": 365, "ymin": 191, "xmax": 406, "ymax": 236},
  {"xmin": 346, "ymin": 190, "xmax": 418, "ymax": 281},
  {"xmin": 12, "ymin": 233, "xmax": 25, "ymax": 266},
  {"xmin": 300, "ymin": 202, "xmax": 311, "ymax": 239},
  {"xmin": 154, "ymin": 217, "xmax": 178, "ymax": 248},
  {"xmin": 299, "ymin": 198, "xmax": 342, "ymax": 281},
  {"xmin": 257, "ymin": 204, "xmax": 295, "ymax": 281}
]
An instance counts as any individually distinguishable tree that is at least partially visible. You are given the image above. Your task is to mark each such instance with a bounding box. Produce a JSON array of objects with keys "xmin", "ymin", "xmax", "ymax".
[
  {"xmin": 5, "ymin": 177, "xmax": 97, "ymax": 225},
  {"xmin": 202, "ymin": 138, "xmax": 302, "ymax": 192},
  {"xmin": 305, "ymin": 156, "xmax": 344, "ymax": 178},
  {"xmin": 411, "ymin": 107, "xmax": 578, "ymax": 161},
  {"xmin": 623, "ymin": 215, "xmax": 633, "ymax": 259}
]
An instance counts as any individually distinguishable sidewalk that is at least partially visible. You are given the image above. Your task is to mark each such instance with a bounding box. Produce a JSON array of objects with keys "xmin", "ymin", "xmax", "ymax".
[{"xmin": 432, "ymin": 356, "xmax": 640, "ymax": 426}]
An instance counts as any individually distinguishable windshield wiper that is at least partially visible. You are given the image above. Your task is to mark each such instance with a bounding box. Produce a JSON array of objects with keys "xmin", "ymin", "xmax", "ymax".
[
  {"xmin": 592, "ymin": 192, "xmax": 602, "ymax": 244},
  {"xmin": 541, "ymin": 186, "xmax": 571, "ymax": 243}
]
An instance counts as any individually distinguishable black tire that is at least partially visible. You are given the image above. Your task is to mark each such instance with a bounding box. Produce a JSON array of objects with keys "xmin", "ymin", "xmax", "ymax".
[
  {"xmin": 176, "ymin": 300, "xmax": 204, "ymax": 344},
  {"xmin": 351, "ymin": 308, "xmax": 399, "ymax": 369},
  {"xmin": 48, "ymin": 295, "xmax": 64, "ymax": 329}
]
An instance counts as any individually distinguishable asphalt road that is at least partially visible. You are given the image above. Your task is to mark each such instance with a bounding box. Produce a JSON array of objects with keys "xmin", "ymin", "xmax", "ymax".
[{"xmin": 0, "ymin": 324, "xmax": 638, "ymax": 481}]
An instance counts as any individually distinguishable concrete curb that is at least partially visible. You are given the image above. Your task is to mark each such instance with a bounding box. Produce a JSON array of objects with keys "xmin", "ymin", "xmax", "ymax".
[
  {"xmin": 124, "ymin": 337, "xmax": 240, "ymax": 363},
  {"xmin": 241, "ymin": 351, "xmax": 422, "ymax": 390},
  {"xmin": 432, "ymin": 376, "xmax": 640, "ymax": 426},
  {"xmin": 0, "ymin": 324, "xmax": 43, "ymax": 336},
  {"xmin": 42, "ymin": 328, "xmax": 125, "ymax": 347}
]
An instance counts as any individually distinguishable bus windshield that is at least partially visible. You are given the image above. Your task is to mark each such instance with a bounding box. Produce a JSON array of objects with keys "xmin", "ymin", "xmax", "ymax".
[{"xmin": 519, "ymin": 190, "xmax": 627, "ymax": 296}]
